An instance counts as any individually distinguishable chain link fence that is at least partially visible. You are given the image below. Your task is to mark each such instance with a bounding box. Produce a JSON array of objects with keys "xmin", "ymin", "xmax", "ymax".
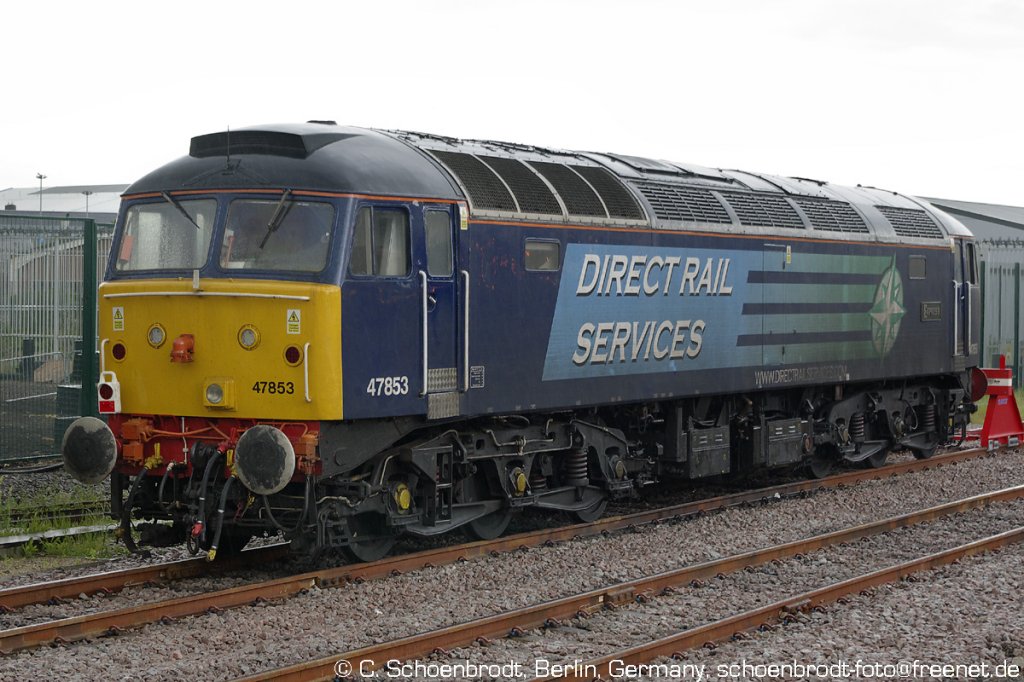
[{"xmin": 0, "ymin": 215, "xmax": 112, "ymax": 462}]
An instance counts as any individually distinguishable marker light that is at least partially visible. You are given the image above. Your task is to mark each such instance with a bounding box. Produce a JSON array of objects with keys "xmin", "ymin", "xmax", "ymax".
[
  {"xmin": 147, "ymin": 324, "xmax": 166, "ymax": 348},
  {"xmin": 111, "ymin": 342, "xmax": 127, "ymax": 361},
  {"xmin": 284, "ymin": 345, "xmax": 302, "ymax": 366},
  {"xmin": 97, "ymin": 371, "xmax": 122, "ymax": 414},
  {"xmin": 238, "ymin": 325, "xmax": 260, "ymax": 350}
]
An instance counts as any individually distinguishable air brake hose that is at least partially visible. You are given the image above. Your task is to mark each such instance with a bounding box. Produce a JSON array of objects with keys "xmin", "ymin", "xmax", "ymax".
[
  {"xmin": 207, "ymin": 475, "xmax": 236, "ymax": 562},
  {"xmin": 196, "ymin": 452, "xmax": 224, "ymax": 543},
  {"xmin": 157, "ymin": 462, "xmax": 181, "ymax": 512},
  {"xmin": 120, "ymin": 467, "xmax": 149, "ymax": 553},
  {"xmin": 260, "ymin": 476, "xmax": 311, "ymax": 533}
]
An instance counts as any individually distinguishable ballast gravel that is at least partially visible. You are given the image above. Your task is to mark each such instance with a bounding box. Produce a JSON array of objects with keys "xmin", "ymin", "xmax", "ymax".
[
  {"xmin": 0, "ymin": 449, "xmax": 1021, "ymax": 681},
  {"xmin": 412, "ymin": 499, "xmax": 1024, "ymax": 681}
]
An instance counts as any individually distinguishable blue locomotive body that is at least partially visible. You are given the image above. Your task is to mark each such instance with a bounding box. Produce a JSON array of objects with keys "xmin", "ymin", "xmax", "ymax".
[{"xmin": 66, "ymin": 123, "xmax": 979, "ymax": 558}]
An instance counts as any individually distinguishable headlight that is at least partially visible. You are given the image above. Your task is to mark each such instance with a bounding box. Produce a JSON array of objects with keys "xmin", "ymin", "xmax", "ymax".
[
  {"xmin": 147, "ymin": 324, "xmax": 166, "ymax": 348},
  {"xmin": 205, "ymin": 383, "xmax": 224, "ymax": 404},
  {"xmin": 203, "ymin": 378, "xmax": 235, "ymax": 409},
  {"xmin": 238, "ymin": 325, "xmax": 260, "ymax": 350}
]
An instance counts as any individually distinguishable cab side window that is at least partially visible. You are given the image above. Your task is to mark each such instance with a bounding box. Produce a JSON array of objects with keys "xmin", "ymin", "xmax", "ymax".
[
  {"xmin": 424, "ymin": 211, "xmax": 453, "ymax": 277},
  {"xmin": 966, "ymin": 242, "xmax": 978, "ymax": 285},
  {"xmin": 349, "ymin": 206, "xmax": 410, "ymax": 277}
]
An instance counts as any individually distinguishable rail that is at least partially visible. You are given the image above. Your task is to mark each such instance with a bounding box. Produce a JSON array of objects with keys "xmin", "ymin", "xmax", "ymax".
[{"xmin": 0, "ymin": 444, "xmax": 1005, "ymax": 655}]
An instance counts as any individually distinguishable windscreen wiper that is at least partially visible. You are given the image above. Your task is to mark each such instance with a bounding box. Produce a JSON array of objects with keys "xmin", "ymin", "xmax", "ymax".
[
  {"xmin": 259, "ymin": 189, "xmax": 293, "ymax": 249},
  {"xmin": 161, "ymin": 192, "xmax": 203, "ymax": 230}
]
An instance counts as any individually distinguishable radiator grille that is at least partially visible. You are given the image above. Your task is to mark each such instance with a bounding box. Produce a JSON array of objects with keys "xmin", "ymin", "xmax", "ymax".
[
  {"xmin": 480, "ymin": 156, "xmax": 561, "ymax": 215},
  {"xmin": 572, "ymin": 166, "xmax": 645, "ymax": 220},
  {"xmin": 635, "ymin": 182, "xmax": 732, "ymax": 224},
  {"xmin": 430, "ymin": 150, "xmax": 517, "ymax": 211},
  {"xmin": 876, "ymin": 206, "xmax": 944, "ymax": 239},
  {"xmin": 793, "ymin": 198, "xmax": 869, "ymax": 233},
  {"xmin": 719, "ymin": 192, "xmax": 804, "ymax": 229},
  {"xmin": 529, "ymin": 161, "xmax": 607, "ymax": 217}
]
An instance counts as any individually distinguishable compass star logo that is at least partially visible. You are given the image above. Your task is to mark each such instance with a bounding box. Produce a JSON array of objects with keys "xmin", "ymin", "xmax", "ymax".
[{"xmin": 869, "ymin": 256, "xmax": 905, "ymax": 356}]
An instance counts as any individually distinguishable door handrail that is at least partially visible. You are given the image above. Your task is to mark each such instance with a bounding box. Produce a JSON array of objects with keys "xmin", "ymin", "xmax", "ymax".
[
  {"xmin": 461, "ymin": 270, "xmax": 470, "ymax": 392},
  {"xmin": 420, "ymin": 270, "xmax": 428, "ymax": 396}
]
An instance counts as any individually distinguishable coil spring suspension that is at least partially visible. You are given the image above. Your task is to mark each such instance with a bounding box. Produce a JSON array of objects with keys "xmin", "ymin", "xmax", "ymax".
[
  {"xmin": 564, "ymin": 447, "xmax": 589, "ymax": 487},
  {"xmin": 920, "ymin": 404, "xmax": 937, "ymax": 433},
  {"xmin": 529, "ymin": 469, "xmax": 548, "ymax": 492},
  {"xmin": 850, "ymin": 412, "xmax": 866, "ymax": 443}
]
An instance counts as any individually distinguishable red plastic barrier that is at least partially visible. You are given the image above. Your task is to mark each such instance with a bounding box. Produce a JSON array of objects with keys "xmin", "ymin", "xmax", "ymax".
[{"xmin": 978, "ymin": 355, "xmax": 1024, "ymax": 449}]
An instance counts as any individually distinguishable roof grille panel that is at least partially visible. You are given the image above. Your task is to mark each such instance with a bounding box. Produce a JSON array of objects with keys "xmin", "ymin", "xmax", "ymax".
[
  {"xmin": 478, "ymin": 156, "xmax": 561, "ymax": 215},
  {"xmin": 572, "ymin": 166, "xmax": 645, "ymax": 220},
  {"xmin": 635, "ymin": 182, "xmax": 732, "ymax": 224},
  {"xmin": 719, "ymin": 191, "xmax": 804, "ymax": 229},
  {"xmin": 429, "ymin": 150, "xmax": 517, "ymax": 211},
  {"xmin": 876, "ymin": 206, "xmax": 944, "ymax": 239},
  {"xmin": 793, "ymin": 198, "xmax": 869, "ymax": 233},
  {"xmin": 529, "ymin": 162, "xmax": 607, "ymax": 217}
]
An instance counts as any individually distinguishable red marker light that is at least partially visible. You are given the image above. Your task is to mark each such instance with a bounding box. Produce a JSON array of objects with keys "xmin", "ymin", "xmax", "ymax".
[
  {"xmin": 98, "ymin": 383, "xmax": 114, "ymax": 400},
  {"xmin": 112, "ymin": 342, "xmax": 127, "ymax": 361},
  {"xmin": 284, "ymin": 345, "xmax": 302, "ymax": 365}
]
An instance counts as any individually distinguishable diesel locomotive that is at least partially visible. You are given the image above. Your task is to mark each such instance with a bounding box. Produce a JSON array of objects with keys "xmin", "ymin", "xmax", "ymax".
[{"xmin": 62, "ymin": 122, "xmax": 980, "ymax": 560}]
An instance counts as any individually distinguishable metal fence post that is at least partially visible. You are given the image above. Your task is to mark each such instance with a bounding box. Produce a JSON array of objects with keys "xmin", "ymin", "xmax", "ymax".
[
  {"xmin": 1015, "ymin": 262, "xmax": 1021, "ymax": 389},
  {"xmin": 980, "ymin": 259, "xmax": 986, "ymax": 366},
  {"xmin": 81, "ymin": 218, "xmax": 98, "ymax": 418}
]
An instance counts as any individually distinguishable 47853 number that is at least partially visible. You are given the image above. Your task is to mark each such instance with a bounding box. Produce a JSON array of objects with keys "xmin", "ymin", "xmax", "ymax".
[
  {"xmin": 366, "ymin": 376, "xmax": 409, "ymax": 397},
  {"xmin": 252, "ymin": 381, "xmax": 294, "ymax": 395}
]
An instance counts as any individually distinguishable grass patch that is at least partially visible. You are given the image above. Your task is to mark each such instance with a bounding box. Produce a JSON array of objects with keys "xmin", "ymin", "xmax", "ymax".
[
  {"xmin": 0, "ymin": 482, "xmax": 123, "ymax": 559},
  {"xmin": 0, "ymin": 484, "xmax": 108, "ymax": 535},
  {"xmin": 972, "ymin": 389, "xmax": 1024, "ymax": 425},
  {"xmin": 39, "ymin": 532, "xmax": 127, "ymax": 559}
]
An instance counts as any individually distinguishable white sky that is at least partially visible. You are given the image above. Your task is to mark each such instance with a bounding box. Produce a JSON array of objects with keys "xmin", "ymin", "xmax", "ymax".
[{"xmin": 2, "ymin": 0, "xmax": 1022, "ymax": 205}]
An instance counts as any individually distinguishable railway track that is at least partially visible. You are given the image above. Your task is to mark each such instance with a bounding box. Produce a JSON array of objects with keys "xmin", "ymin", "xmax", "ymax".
[
  {"xmin": 0, "ymin": 500, "xmax": 115, "ymax": 552},
  {"xmin": 236, "ymin": 483, "xmax": 1024, "ymax": 681},
  {"xmin": 0, "ymin": 443, "xmax": 1006, "ymax": 656},
  {"xmin": 3, "ymin": 500, "xmax": 109, "ymax": 528}
]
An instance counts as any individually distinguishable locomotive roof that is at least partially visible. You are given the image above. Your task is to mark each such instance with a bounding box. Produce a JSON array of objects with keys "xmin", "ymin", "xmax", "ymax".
[{"xmin": 126, "ymin": 122, "xmax": 970, "ymax": 243}]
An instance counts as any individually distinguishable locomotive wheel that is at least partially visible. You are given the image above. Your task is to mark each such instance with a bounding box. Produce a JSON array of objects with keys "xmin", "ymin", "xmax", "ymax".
[
  {"xmin": 806, "ymin": 446, "xmax": 837, "ymax": 479},
  {"xmin": 341, "ymin": 513, "xmax": 395, "ymax": 563},
  {"xmin": 807, "ymin": 456, "xmax": 834, "ymax": 479},
  {"xmin": 465, "ymin": 508, "xmax": 513, "ymax": 541},
  {"xmin": 910, "ymin": 444, "xmax": 937, "ymax": 460},
  {"xmin": 573, "ymin": 496, "xmax": 608, "ymax": 523},
  {"xmin": 865, "ymin": 449, "xmax": 889, "ymax": 468},
  {"xmin": 462, "ymin": 467, "xmax": 513, "ymax": 540}
]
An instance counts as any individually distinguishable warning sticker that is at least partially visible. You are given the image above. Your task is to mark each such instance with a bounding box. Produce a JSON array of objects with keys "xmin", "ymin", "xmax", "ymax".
[
  {"xmin": 113, "ymin": 306, "xmax": 125, "ymax": 332},
  {"xmin": 286, "ymin": 309, "xmax": 301, "ymax": 334}
]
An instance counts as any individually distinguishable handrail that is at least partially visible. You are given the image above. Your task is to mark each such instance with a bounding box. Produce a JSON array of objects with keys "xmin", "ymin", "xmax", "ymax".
[
  {"xmin": 419, "ymin": 271, "xmax": 428, "ymax": 396},
  {"xmin": 302, "ymin": 342, "xmax": 311, "ymax": 403},
  {"xmin": 462, "ymin": 270, "xmax": 470, "ymax": 392}
]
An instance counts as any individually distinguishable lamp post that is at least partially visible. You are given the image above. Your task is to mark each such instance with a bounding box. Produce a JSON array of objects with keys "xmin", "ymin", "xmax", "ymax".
[
  {"xmin": 35, "ymin": 172, "xmax": 46, "ymax": 214},
  {"xmin": 82, "ymin": 190, "xmax": 93, "ymax": 218}
]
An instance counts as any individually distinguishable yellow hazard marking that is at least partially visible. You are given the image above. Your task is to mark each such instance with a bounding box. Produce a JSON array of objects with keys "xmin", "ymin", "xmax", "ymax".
[
  {"xmin": 286, "ymin": 308, "xmax": 301, "ymax": 334},
  {"xmin": 113, "ymin": 306, "xmax": 125, "ymax": 331}
]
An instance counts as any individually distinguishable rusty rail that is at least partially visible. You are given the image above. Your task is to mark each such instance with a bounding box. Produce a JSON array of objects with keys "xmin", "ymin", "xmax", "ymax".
[
  {"xmin": 0, "ymin": 445, "xmax": 995, "ymax": 612},
  {"xmin": 0, "ymin": 544, "xmax": 289, "ymax": 612},
  {"xmin": 233, "ymin": 482, "xmax": 1024, "ymax": 682},
  {"xmin": 0, "ymin": 445, "xmax": 1003, "ymax": 655},
  {"xmin": 533, "ymin": 527, "xmax": 1024, "ymax": 681}
]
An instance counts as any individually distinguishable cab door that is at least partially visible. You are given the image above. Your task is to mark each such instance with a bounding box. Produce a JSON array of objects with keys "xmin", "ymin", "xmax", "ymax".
[
  {"xmin": 419, "ymin": 205, "xmax": 461, "ymax": 419},
  {"xmin": 952, "ymin": 239, "xmax": 980, "ymax": 365}
]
